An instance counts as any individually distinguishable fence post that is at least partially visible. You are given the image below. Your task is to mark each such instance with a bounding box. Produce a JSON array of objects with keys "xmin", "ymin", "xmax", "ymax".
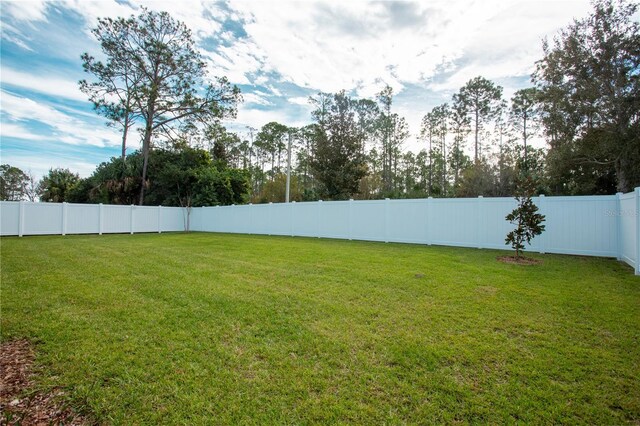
[
  {"xmin": 426, "ymin": 197, "xmax": 432, "ymax": 245},
  {"xmin": 99, "ymin": 203, "xmax": 103, "ymax": 235},
  {"xmin": 130, "ymin": 205, "xmax": 134, "ymax": 235},
  {"xmin": 538, "ymin": 194, "xmax": 546, "ymax": 254},
  {"xmin": 348, "ymin": 199, "xmax": 353, "ymax": 240},
  {"xmin": 317, "ymin": 200, "xmax": 322, "ymax": 238},
  {"xmin": 615, "ymin": 193, "xmax": 622, "ymax": 261},
  {"xmin": 18, "ymin": 201, "xmax": 24, "ymax": 237},
  {"xmin": 384, "ymin": 198, "xmax": 390, "ymax": 243},
  {"xmin": 61, "ymin": 202, "xmax": 68, "ymax": 236},
  {"xmin": 248, "ymin": 203, "xmax": 253, "ymax": 235},
  {"xmin": 290, "ymin": 201, "xmax": 295, "ymax": 237},
  {"xmin": 636, "ymin": 187, "xmax": 640, "ymax": 275},
  {"xmin": 268, "ymin": 202, "xmax": 273, "ymax": 236},
  {"xmin": 158, "ymin": 205, "xmax": 162, "ymax": 234},
  {"xmin": 477, "ymin": 196, "xmax": 483, "ymax": 249}
]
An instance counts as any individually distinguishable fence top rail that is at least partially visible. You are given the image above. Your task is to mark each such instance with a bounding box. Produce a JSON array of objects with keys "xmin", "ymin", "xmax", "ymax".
[
  {"xmin": 620, "ymin": 193, "xmax": 636, "ymax": 200},
  {"xmin": 0, "ymin": 191, "xmax": 628, "ymax": 209}
]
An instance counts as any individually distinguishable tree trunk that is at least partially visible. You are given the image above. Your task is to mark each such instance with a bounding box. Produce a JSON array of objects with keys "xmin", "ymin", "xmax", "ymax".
[
  {"xmin": 138, "ymin": 125, "xmax": 152, "ymax": 205},
  {"xmin": 475, "ymin": 110, "xmax": 479, "ymax": 162},
  {"xmin": 121, "ymin": 114, "xmax": 129, "ymax": 164},
  {"xmin": 442, "ymin": 135, "xmax": 446, "ymax": 196},
  {"xmin": 523, "ymin": 114, "xmax": 528, "ymax": 169},
  {"xmin": 615, "ymin": 156, "xmax": 628, "ymax": 193}
]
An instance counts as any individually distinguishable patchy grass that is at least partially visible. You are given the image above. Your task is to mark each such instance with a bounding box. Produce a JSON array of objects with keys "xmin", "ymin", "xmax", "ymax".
[{"xmin": 1, "ymin": 233, "xmax": 638, "ymax": 424}]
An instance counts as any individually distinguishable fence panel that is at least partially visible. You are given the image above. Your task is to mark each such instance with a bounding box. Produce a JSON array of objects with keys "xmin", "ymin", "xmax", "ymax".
[
  {"xmin": 292, "ymin": 202, "xmax": 318, "ymax": 237},
  {"xmin": 319, "ymin": 200, "xmax": 349, "ymax": 239},
  {"xmin": 429, "ymin": 198, "xmax": 479, "ymax": 247},
  {"xmin": 479, "ymin": 198, "xmax": 517, "ymax": 249},
  {"xmin": 67, "ymin": 203, "xmax": 100, "ymax": 234},
  {"xmin": 270, "ymin": 203, "xmax": 292, "ymax": 236},
  {"xmin": 539, "ymin": 195, "xmax": 617, "ymax": 256},
  {"xmin": 23, "ymin": 202, "xmax": 63, "ymax": 235},
  {"xmin": 351, "ymin": 200, "xmax": 385, "ymax": 242},
  {"xmin": 132, "ymin": 206, "xmax": 159, "ymax": 233},
  {"xmin": 0, "ymin": 202, "xmax": 20, "ymax": 236},
  {"xmin": 619, "ymin": 192, "xmax": 638, "ymax": 272},
  {"xmin": 102, "ymin": 205, "xmax": 132, "ymax": 233},
  {"xmin": 387, "ymin": 199, "xmax": 427, "ymax": 244}
]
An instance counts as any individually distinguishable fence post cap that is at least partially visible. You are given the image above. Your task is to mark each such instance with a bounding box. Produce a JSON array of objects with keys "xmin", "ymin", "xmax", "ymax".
[
  {"xmin": 385, "ymin": 198, "xmax": 390, "ymax": 200},
  {"xmin": 292, "ymin": 201, "xmax": 296, "ymax": 203},
  {"xmin": 478, "ymin": 195, "xmax": 483, "ymax": 198},
  {"xmin": 428, "ymin": 196, "xmax": 433, "ymax": 199},
  {"xmin": 319, "ymin": 200, "xmax": 323, "ymax": 202},
  {"xmin": 269, "ymin": 202, "xmax": 273, "ymax": 204}
]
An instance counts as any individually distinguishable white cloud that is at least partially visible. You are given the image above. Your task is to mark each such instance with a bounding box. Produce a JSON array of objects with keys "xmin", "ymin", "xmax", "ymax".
[
  {"xmin": 242, "ymin": 92, "xmax": 273, "ymax": 106},
  {"xmin": 219, "ymin": 0, "xmax": 593, "ymax": 100},
  {"xmin": 59, "ymin": 0, "xmax": 224, "ymax": 44},
  {"xmin": 1, "ymin": 67, "xmax": 87, "ymax": 101},
  {"xmin": 0, "ymin": 122, "xmax": 46, "ymax": 140},
  {"xmin": 1, "ymin": 91, "xmax": 122, "ymax": 148},
  {"xmin": 203, "ymin": 40, "xmax": 264, "ymax": 85},
  {"xmin": 0, "ymin": 151, "xmax": 98, "ymax": 180},
  {"xmin": 428, "ymin": 0, "xmax": 594, "ymax": 93},
  {"xmin": 3, "ymin": 1, "xmax": 48, "ymax": 22},
  {"xmin": 288, "ymin": 96, "xmax": 310, "ymax": 106},
  {"xmin": 230, "ymin": 104, "xmax": 308, "ymax": 130},
  {"xmin": 224, "ymin": 1, "xmax": 507, "ymax": 95}
]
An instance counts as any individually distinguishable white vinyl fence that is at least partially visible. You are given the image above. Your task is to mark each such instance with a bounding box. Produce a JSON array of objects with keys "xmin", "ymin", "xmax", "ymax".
[
  {"xmin": 0, "ymin": 202, "xmax": 188, "ymax": 236},
  {"xmin": 190, "ymin": 190, "xmax": 640, "ymax": 275},
  {"xmin": 2, "ymin": 188, "xmax": 639, "ymax": 274}
]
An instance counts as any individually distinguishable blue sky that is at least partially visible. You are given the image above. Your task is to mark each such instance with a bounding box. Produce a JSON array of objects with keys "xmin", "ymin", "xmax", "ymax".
[{"xmin": 0, "ymin": 0, "xmax": 594, "ymax": 178}]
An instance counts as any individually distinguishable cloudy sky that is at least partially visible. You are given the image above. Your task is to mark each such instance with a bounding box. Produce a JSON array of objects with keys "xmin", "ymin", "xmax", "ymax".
[{"xmin": 1, "ymin": 0, "xmax": 594, "ymax": 178}]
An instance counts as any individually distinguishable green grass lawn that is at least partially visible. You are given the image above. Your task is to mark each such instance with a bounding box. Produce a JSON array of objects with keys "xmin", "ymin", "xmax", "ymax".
[{"xmin": 1, "ymin": 233, "xmax": 639, "ymax": 424}]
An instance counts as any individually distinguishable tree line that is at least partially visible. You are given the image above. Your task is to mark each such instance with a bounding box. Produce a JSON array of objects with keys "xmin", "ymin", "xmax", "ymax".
[{"xmin": 2, "ymin": 0, "xmax": 638, "ymax": 205}]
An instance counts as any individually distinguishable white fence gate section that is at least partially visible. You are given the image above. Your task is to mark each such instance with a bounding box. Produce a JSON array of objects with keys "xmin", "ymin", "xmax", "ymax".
[{"xmin": 1, "ymin": 188, "xmax": 639, "ymax": 274}]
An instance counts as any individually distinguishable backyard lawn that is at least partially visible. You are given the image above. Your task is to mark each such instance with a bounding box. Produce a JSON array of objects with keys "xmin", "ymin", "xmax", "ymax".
[{"xmin": 1, "ymin": 233, "xmax": 639, "ymax": 424}]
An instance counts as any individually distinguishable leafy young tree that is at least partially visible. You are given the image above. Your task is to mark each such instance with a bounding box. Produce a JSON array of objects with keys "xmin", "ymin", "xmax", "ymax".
[
  {"xmin": 455, "ymin": 160, "xmax": 497, "ymax": 197},
  {"xmin": 534, "ymin": 0, "xmax": 640, "ymax": 193},
  {"xmin": 0, "ymin": 164, "xmax": 29, "ymax": 201},
  {"xmin": 505, "ymin": 174, "xmax": 546, "ymax": 258},
  {"xmin": 309, "ymin": 91, "xmax": 367, "ymax": 200},
  {"xmin": 453, "ymin": 76, "xmax": 503, "ymax": 162},
  {"xmin": 255, "ymin": 122, "xmax": 289, "ymax": 179},
  {"xmin": 449, "ymin": 101, "xmax": 471, "ymax": 190},
  {"xmin": 432, "ymin": 104, "xmax": 449, "ymax": 195},
  {"xmin": 388, "ymin": 113, "xmax": 410, "ymax": 194},
  {"xmin": 420, "ymin": 110, "xmax": 438, "ymax": 195},
  {"xmin": 82, "ymin": 8, "xmax": 241, "ymax": 205},
  {"xmin": 376, "ymin": 85, "xmax": 395, "ymax": 193},
  {"xmin": 39, "ymin": 168, "xmax": 80, "ymax": 202},
  {"xmin": 80, "ymin": 20, "xmax": 142, "ymax": 163},
  {"xmin": 24, "ymin": 172, "xmax": 40, "ymax": 202},
  {"xmin": 510, "ymin": 88, "xmax": 541, "ymax": 168}
]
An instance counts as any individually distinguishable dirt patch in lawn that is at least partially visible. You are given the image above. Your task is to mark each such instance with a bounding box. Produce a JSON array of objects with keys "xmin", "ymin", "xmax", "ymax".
[
  {"xmin": 496, "ymin": 255, "xmax": 542, "ymax": 265},
  {"xmin": 0, "ymin": 339, "xmax": 88, "ymax": 425}
]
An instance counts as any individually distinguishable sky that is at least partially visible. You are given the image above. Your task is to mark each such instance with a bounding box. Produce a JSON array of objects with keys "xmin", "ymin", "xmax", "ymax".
[{"xmin": 0, "ymin": 0, "xmax": 595, "ymax": 179}]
